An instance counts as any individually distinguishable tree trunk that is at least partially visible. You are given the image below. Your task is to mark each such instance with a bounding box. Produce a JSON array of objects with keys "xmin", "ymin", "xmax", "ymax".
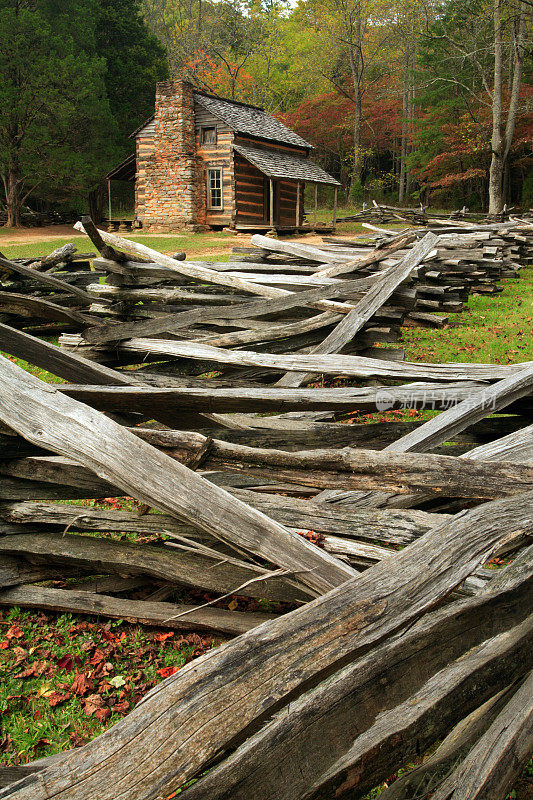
[
  {"xmin": 349, "ymin": 13, "xmax": 363, "ymax": 193},
  {"xmin": 488, "ymin": 0, "xmax": 526, "ymax": 215},
  {"xmin": 398, "ymin": 50, "xmax": 410, "ymax": 205},
  {"xmin": 5, "ymin": 163, "xmax": 21, "ymax": 228},
  {"xmin": 406, "ymin": 80, "xmax": 415, "ymax": 197},
  {"xmin": 488, "ymin": 0, "xmax": 504, "ymax": 214},
  {"xmin": 349, "ymin": 77, "xmax": 363, "ymax": 194}
]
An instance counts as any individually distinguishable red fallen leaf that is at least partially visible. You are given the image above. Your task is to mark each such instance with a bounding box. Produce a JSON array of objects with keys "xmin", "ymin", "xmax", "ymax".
[
  {"xmin": 89, "ymin": 648, "xmax": 105, "ymax": 666},
  {"xmin": 157, "ymin": 666, "xmax": 180, "ymax": 679},
  {"xmin": 112, "ymin": 700, "xmax": 130, "ymax": 715},
  {"xmin": 0, "ymin": 641, "xmax": 8, "ymax": 650},
  {"xmin": 101, "ymin": 630, "xmax": 116, "ymax": 643},
  {"xmin": 296, "ymin": 530, "xmax": 325, "ymax": 548},
  {"xmin": 48, "ymin": 691, "xmax": 71, "ymax": 708},
  {"xmin": 56, "ymin": 654, "xmax": 74, "ymax": 672},
  {"xmin": 6, "ymin": 625, "xmax": 23, "ymax": 640},
  {"xmin": 94, "ymin": 707, "xmax": 111, "ymax": 723},
  {"xmin": 70, "ymin": 732, "xmax": 86, "ymax": 748},
  {"xmin": 70, "ymin": 673, "xmax": 92, "ymax": 696},
  {"xmin": 33, "ymin": 710, "xmax": 43, "ymax": 719},
  {"xmin": 155, "ymin": 632, "xmax": 174, "ymax": 643}
]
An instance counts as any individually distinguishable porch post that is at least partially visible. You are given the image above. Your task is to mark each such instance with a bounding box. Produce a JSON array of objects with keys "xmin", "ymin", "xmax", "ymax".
[
  {"xmin": 314, "ymin": 184, "xmax": 318, "ymax": 228},
  {"xmin": 107, "ymin": 179, "xmax": 112, "ymax": 225},
  {"xmin": 332, "ymin": 186, "xmax": 338, "ymax": 227},
  {"xmin": 269, "ymin": 179, "xmax": 274, "ymax": 228},
  {"xmin": 296, "ymin": 180, "xmax": 300, "ymax": 229}
]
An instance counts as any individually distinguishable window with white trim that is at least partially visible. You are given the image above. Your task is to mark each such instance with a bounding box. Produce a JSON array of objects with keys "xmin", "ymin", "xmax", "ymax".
[{"xmin": 207, "ymin": 168, "xmax": 223, "ymax": 210}]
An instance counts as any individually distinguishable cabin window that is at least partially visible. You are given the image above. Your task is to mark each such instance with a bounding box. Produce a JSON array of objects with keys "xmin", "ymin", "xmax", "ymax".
[
  {"xmin": 202, "ymin": 127, "xmax": 217, "ymax": 145},
  {"xmin": 207, "ymin": 168, "xmax": 223, "ymax": 210}
]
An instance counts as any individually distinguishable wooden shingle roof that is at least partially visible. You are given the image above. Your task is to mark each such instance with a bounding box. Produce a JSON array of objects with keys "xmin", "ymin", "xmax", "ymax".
[
  {"xmin": 194, "ymin": 92, "xmax": 313, "ymax": 150},
  {"xmin": 233, "ymin": 143, "xmax": 341, "ymax": 185}
]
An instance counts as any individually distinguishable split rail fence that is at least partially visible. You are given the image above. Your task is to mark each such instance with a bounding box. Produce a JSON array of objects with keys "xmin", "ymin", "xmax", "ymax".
[{"xmin": 0, "ymin": 216, "xmax": 531, "ymax": 799}]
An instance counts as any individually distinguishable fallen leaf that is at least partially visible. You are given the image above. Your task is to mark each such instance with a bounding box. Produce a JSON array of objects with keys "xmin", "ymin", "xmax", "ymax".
[
  {"xmin": 56, "ymin": 654, "xmax": 74, "ymax": 672},
  {"xmin": 94, "ymin": 707, "xmax": 111, "ymax": 723},
  {"xmin": 0, "ymin": 734, "xmax": 14, "ymax": 752},
  {"xmin": 70, "ymin": 673, "xmax": 92, "ymax": 697},
  {"xmin": 32, "ymin": 737, "xmax": 51, "ymax": 752},
  {"xmin": 89, "ymin": 648, "xmax": 105, "ymax": 666},
  {"xmin": 48, "ymin": 691, "xmax": 71, "ymax": 708},
  {"xmin": 83, "ymin": 694, "xmax": 104, "ymax": 717},
  {"xmin": 155, "ymin": 631, "xmax": 174, "ymax": 643},
  {"xmin": 15, "ymin": 661, "xmax": 46, "ymax": 679},
  {"xmin": 157, "ymin": 666, "xmax": 180, "ymax": 679},
  {"xmin": 6, "ymin": 625, "xmax": 23, "ymax": 640},
  {"xmin": 109, "ymin": 675, "xmax": 125, "ymax": 688},
  {"xmin": 12, "ymin": 646, "xmax": 27, "ymax": 666}
]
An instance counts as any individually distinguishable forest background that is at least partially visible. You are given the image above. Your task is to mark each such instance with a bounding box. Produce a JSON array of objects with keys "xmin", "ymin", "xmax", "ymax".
[{"xmin": 0, "ymin": 0, "xmax": 531, "ymax": 226}]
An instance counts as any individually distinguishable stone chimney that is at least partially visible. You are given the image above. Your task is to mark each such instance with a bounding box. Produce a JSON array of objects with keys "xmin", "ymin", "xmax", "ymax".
[{"xmin": 139, "ymin": 80, "xmax": 203, "ymax": 230}]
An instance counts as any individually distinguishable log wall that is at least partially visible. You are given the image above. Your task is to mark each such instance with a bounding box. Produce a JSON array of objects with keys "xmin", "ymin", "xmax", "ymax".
[{"xmin": 195, "ymin": 105, "xmax": 235, "ymax": 228}]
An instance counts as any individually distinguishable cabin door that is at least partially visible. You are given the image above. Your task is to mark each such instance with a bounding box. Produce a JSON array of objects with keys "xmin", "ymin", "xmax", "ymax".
[{"xmin": 264, "ymin": 179, "xmax": 279, "ymax": 226}]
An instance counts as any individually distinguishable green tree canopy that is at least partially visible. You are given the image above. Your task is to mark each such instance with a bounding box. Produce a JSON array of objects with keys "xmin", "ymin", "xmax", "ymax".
[
  {"xmin": 96, "ymin": 0, "xmax": 169, "ymax": 142},
  {"xmin": 0, "ymin": 0, "xmax": 168, "ymax": 226}
]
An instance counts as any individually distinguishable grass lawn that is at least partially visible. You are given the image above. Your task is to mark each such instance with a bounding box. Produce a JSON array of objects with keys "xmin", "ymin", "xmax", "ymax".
[
  {"xmin": 0, "ymin": 206, "xmax": 405, "ymax": 261},
  {"xmin": 403, "ymin": 267, "xmax": 533, "ymax": 366},
  {"xmin": 0, "ymin": 231, "xmax": 239, "ymax": 261},
  {"xmin": 0, "ymin": 238, "xmax": 532, "ymax": 797}
]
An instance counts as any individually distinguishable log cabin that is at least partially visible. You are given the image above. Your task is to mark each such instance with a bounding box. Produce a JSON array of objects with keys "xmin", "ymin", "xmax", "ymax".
[{"xmin": 106, "ymin": 79, "xmax": 340, "ymax": 232}]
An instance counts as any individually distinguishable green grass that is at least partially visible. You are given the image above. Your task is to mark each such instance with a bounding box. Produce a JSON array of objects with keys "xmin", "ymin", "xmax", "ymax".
[
  {"xmin": 402, "ymin": 268, "xmax": 533, "ymax": 366},
  {"xmin": 0, "ymin": 206, "xmax": 407, "ymax": 261},
  {"xmin": 0, "ymin": 606, "xmax": 214, "ymax": 763},
  {"xmin": 0, "ymin": 231, "xmax": 238, "ymax": 261},
  {"xmin": 1, "ymin": 239, "xmax": 87, "ymax": 258}
]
